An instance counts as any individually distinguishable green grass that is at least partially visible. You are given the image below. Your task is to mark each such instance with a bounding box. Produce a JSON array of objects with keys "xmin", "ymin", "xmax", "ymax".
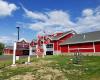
[{"xmin": 0, "ymin": 55, "xmax": 100, "ymax": 80}]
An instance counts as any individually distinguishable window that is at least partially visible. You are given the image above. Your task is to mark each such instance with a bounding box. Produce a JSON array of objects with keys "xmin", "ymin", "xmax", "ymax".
[{"xmin": 46, "ymin": 44, "xmax": 53, "ymax": 48}]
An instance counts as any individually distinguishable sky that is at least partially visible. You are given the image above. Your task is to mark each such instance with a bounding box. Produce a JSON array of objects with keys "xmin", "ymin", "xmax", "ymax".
[{"xmin": 0, "ymin": 0, "xmax": 100, "ymax": 44}]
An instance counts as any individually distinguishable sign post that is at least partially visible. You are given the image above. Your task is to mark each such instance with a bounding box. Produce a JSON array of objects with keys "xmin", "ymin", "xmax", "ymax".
[
  {"xmin": 27, "ymin": 45, "xmax": 32, "ymax": 63},
  {"xmin": 43, "ymin": 44, "xmax": 46, "ymax": 55},
  {"xmin": 11, "ymin": 42, "xmax": 16, "ymax": 66},
  {"xmin": 36, "ymin": 45, "xmax": 39, "ymax": 58}
]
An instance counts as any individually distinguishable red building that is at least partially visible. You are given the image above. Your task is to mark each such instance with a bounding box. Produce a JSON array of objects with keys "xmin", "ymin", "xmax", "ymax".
[
  {"xmin": 37, "ymin": 30, "xmax": 100, "ymax": 55},
  {"xmin": 4, "ymin": 39, "xmax": 29, "ymax": 56},
  {"xmin": 60, "ymin": 31, "xmax": 100, "ymax": 55},
  {"xmin": 34, "ymin": 30, "xmax": 76, "ymax": 55},
  {"xmin": 48, "ymin": 30, "xmax": 76, "ymax": 54},
  {"xmin": 4, "ymin": 30, "xmax": 100, "ymax": 55}
]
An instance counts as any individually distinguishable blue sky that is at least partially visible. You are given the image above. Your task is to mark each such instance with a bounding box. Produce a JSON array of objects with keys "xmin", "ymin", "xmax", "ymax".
[{"xmin": 0, "ymin": 0, "xmax": 100, "ymax": 44}]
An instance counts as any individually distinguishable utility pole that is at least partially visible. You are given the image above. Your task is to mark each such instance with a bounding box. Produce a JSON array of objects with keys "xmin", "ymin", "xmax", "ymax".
[
  {"xmin": 12, "ymin": 26, "xmax": 20, "ymax": 66},
  {"xmin": 16, "ymin": 26, "xmax": 20, "ymax": 61},
  {"xmin": 16, "ymin": 27, "xmax": 20, "ymax": 41}
]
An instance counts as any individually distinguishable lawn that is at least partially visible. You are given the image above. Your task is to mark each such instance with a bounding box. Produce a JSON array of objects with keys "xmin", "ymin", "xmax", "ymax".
[{"xmin": 0, "ymin": 55, "xmax": 100, "ymax": 80}]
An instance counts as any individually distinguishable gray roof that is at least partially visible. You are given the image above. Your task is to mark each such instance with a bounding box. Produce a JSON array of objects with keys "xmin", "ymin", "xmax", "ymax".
[
  {"xmin": 5, "ymin": 46, "xmax": 13, "ymax": 49},
  {"xmin": 50, "ymin": 30, "xmax": 76, "ymax": 40},
  {"xmin": 5, "ymin": 46, "xmax": 29, "ymax": 50},
  {"xmin": 60, "ymin": 31, "xmax": 100, "ymax": 45}
]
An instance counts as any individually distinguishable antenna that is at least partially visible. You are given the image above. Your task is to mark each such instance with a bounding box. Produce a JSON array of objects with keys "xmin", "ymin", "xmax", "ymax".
[{"xmin": 83, "ymin": 34, "xmax": 86, "ymax": 39}]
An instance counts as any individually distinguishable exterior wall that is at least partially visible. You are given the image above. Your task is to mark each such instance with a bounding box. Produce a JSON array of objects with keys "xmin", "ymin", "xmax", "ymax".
[
  {"xmin": 54, "ymin": 41, "xmax": 57, "ymax": 50},
  {"xmin": 4, "ymin": 49, "xmax": 13, "ymax": 55},
  {"xmin": 4, "ymin": 49, "xmax": 23, "ymax": 55},
  {"xmin": 68, "ymin": 43, "xmax": 94, "ymax": 52},
  {"xmin": 61, "ymin": 45, "xmax": 68, "ymax": 53},
  {"xmin": 16, "ymin": 50, "xmax": 23, "ymax": 56},
  {"xmin": 4, "ymin": 49, "xmax": 29, "ymax": 56},
  {"xmin": 50, "ymin": 41, "xmax": 58, "ymax": 53},
  {"xmin": 51, "ymin": 33, "xmax": 73, "ymax": 53},
  {"xmin": 95, "ymin": 42, "xmax": 100, "ymax": 52},
  {"xmin": 58, "ymin": 33, "xmax": 73, "ymax": 52},
  {"xmin": 60, "ymin": 42, "xmax": 100, "ymax": 53},
  {"xmin": 69, "ymin": 49, "xmax": 94, "ymax": 52}
]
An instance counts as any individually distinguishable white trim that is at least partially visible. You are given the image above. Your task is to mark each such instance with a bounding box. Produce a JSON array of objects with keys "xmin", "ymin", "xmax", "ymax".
[
  {"xmin": 69, "ymin": 47, "xmax": 94, "ymax": 50},
  {"xmin": 93, "ymin": 42, "xmax": 95, "ymax": 53},
  {"xmin": 46, "ymin": 43, "xmax": 54, "ymax": 55},
  {"xmin": 43, "ymin": 44, "xmax": 46, "ymax": 55},
  {"xmin": 60, "ymin": 46, "xmax": 61, "ymax": 53},
  {"xmin": 61, "ymin": 40, "xmax": 100, "ymax": 45},
  {"xmin": 57, "ymin": 41, "xmax": 59, "ymax": 54},
  {"xmin": 58, "ymin": 32, "xmax": 73, "ymax": 40},
  {"xmin": 50, "ymin": 31, "xmax": 75, "ymax": 41},
  {"xmin": 68, "ymin": 45, "xmax": 70, "ymax": 53},
  {"xmin": 52, "ymin": 43, "xmax": 54, "ymax": 55}
]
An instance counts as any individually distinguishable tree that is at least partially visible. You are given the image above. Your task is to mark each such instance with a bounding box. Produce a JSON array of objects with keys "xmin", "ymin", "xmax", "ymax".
[{"xmin": 0, "ymin": 43, "xmax": 4, "ymax": 55}]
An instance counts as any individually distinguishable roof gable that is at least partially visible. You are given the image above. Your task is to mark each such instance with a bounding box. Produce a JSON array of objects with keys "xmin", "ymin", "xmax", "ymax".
[{"xmin": 50, "ymin": 30, "xmax": 76, "ymax": 40}]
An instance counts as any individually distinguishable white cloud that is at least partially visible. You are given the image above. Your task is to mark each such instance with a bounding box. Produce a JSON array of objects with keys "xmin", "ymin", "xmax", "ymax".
[
  {"xmin": 0, "ymin": 0, "xmax": 18, "ymax": 17},
  {"xmin": 75, "ymin": 7, "xmax": 100, "ymax": 33},
  {"xmin": 22, "ymin": 7, "xmax": 47, "ymax": 21},
  {"xmin": 22, "ymin": 6, "xmax": 100, "ymax": 34},
  {"xmin": 0, "ymin": 36, "xmax": 16, "ymax": 44},
  {"xmin": 82, "ymin": 9, "xmax": 93, "ymax": 16},
  {"xmin": 0, "ymin": 36, "xmax": 29, "ymax": 45},
  {"xmin": 28, "ymin": 22, "xmax": 45, "ymax": 31},
  {"xmin": 22, "ymin": 7, "xmax": 75, "ymax": 34},
  {"xmin": 46, "ymin": 10, "xmax": 75, "ymax": 27}
]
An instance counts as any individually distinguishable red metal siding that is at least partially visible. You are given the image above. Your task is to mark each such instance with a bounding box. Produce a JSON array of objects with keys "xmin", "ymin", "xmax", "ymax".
[
  {"xmin": 58, "ymin": 33, "xmax": 73, "ymax": 51},
  {"xmin": 61, "ymin": 45, "xmax": 68, "ymax": 53},
  {"xmin": 69, "ymin": 43, "xmax": 94, "ymax": 52},
  {"xmin": 69, "ymin": 43, "xmax": 93, "ymax": 48},
  {"xmin": 69, "ymin": 49, "xmax": 94, "ymax": 52},
  {"xmin": 60, "ymin": 42, "xmax": 100, "ymax": 53},
  {"xmin": 16, "ymin": 50, "xmax": 23, "ymax": 56},
  {"xmin": 50, "ymin": 33, "xmax": 74, "ymax": 52},
  {"xmin": 95, "ymin": 42, "xmax": 100, "ymax": 52},
  {"xmin": 9, "ymin": 50, "xmax": 13, "ymax": 54},
  {"xmin": 52, "ymin": 41, "xmax": 58, "ymax": 51},
  {"xmin": 4, "ymin": 49, "xmax": 13, "ymax": 55},
  {"xmin": 79, "ymin": 49, "xmax": 94, "ymax": 52}
]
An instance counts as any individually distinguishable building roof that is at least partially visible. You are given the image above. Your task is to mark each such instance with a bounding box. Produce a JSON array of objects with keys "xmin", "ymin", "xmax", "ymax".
[
  {"xmin": 4, "ymin": 39, "xmax": 29, "ymax": 50},
  {"xmin": 60, "ymin": 31, "xmax": 100, "ymax": 45},
  {"xmin": 5, "ymin": 46, "xmax": 13, "ymax": 49},
  {"xmin": 19, "ymin": 38, "xmax": 28, "ymax": 42},
  {"xmin": 50, "ymin": 30, "xmax": 76, "ymax": 40}
]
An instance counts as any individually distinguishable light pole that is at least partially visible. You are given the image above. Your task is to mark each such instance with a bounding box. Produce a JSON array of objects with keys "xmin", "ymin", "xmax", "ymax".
[
  {"xmin": 12, "ymin": 26, "xmax": 20, "ymax": 66},
  {"xmin": 16, "ymin": 27, "xmax": 20, "ymax": 41},
  {"xmin": 16, "ymin": 26, "xmax": 20, "ymax": 60}
]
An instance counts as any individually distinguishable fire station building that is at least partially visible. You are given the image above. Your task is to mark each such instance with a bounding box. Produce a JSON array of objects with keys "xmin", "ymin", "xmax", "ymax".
[{"xmin": 4, "ymin": 30, "xmax": 100, "ymax": 55}]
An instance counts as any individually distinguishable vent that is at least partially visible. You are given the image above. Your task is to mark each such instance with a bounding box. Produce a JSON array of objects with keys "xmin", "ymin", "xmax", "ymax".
[{"xmin": 83, "ymin": 35, "xmax": 86, "ymax": 39}]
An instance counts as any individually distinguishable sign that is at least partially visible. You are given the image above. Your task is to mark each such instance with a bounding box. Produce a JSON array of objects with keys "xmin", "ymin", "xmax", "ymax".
[{"xmin": 16, "ymin": 40, "xmax": 29, "ymax": 56}]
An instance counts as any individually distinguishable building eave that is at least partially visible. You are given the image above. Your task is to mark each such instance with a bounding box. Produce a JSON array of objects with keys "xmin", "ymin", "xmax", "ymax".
[
  {"xmin": 60, "ymin": 39, "xmax": 100, "ymax": 45},
  {"xmin": 50, "ymin": 31, "xmax": 75, "ymax": 41}
]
